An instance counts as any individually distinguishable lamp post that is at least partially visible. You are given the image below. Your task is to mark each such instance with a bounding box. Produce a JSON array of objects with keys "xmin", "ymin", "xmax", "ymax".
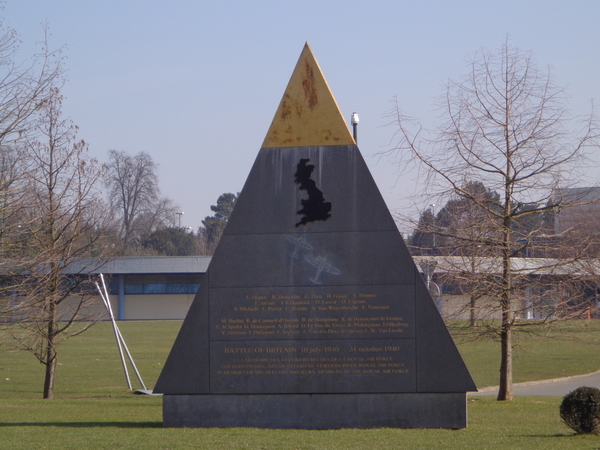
[
  {"xmin": 176, "ymin": 211, "xmax": 184, "ymax": 228},
  {"xmin": 351, "ymin": 112, "xmax": 359, "ymax": 143}
]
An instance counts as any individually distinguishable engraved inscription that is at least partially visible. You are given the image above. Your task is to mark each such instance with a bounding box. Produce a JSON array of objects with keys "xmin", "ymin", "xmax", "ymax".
[
  {"xmin": 210, "ymin": 339, "xmax": 417, "ymax": 394},
  {"xmin": 210, "ymin": 285, "xmax": 415, "ymax": 341},
  {"xmin": 208, "ymin": 285, "xmax": 417, "ymax": 394},
  {"xmin": 216, "ymin": 344, "xmax": 410, "ymax": 377}
]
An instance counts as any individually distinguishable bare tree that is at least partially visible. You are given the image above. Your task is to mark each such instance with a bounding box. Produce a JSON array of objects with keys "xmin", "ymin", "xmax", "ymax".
[
  {"xmin": 433, "ymin": 182, "xmax": 502, "ymax": 326},
  {"xmin": 134, "ymin": 196, "xmax": 180, "ymax": 237},
  {"xmin": 385, "ymin": 40, "xmax": 599, "ymax": 401},
  {"xmin": 195, "ymin": 223, "xmax": 224, "ymax": 256},
  {"xmin": 0, "ymin": 20, "xmax": 63, "ymax": 261},
  {"xmin": 0, "ymin": 22, "xmax": 62, "ymax": 147},
  {"xmin": 3, "ymin": 86, "xmax": 111, "ymax": 399},
  {"xmin": 0, "ymin": 145, "xmax": 29, "ymax": 258},
  {"xmin": 105, "ymin": 150, "xmax": 179, "ymax": 252},
  {"xmin": 105, "ymin": 150, "xmax": 158, "ymax": 247}
]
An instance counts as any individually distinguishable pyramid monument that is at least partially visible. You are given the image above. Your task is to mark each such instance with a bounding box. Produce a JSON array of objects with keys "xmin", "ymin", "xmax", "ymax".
[{"xmin": 154, "ymin": 43, "xmax": 476, "ymax": 429}]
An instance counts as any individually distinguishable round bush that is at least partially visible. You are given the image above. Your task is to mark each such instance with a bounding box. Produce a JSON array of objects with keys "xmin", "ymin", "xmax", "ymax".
[{"xmin": 560, "ymin": 386, "xmax": 600, "ymax": 434}]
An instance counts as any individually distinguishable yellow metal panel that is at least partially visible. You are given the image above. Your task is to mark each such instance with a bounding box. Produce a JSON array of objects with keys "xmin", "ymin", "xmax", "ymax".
[{"xmin": 262, "ymin": 43, "xmax": 355, "ymax": 148}]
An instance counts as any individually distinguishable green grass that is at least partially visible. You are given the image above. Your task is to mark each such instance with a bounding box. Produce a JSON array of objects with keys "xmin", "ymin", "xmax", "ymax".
[
  {"xmin": 1, "ymin": 321, "xmax": 181, "ymax": 400},
  {"xmin": 1, "ymin": 320, "xmax": 600, "ymax": 449},
  {"xmin": 1, "ymin": 397, "xmax": 599, "ymax": 449},
  {"xmin": 455, "ymin": 321, "xmax": 600, "ymax": 388}
]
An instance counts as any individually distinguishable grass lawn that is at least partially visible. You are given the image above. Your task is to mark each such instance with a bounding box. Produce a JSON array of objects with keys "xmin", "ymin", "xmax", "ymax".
[
  {"xmin": 1, "ymin": 320, "xmax": 600, "ymax": 449},
  {"xmin": 454, "ymin": 321, "xmax": 600, "ymax": 388}
]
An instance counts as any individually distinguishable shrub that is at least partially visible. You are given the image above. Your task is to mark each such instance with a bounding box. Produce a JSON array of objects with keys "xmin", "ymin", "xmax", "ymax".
[{"xmin": 560, "ymin": 386, "xmax": 600, "ymax": 434}]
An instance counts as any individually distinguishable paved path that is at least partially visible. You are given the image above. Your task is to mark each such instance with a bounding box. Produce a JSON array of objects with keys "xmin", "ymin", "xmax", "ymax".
[{"xmin": 469, "ymin": 370, "xmax": 600, "ymax": 396}]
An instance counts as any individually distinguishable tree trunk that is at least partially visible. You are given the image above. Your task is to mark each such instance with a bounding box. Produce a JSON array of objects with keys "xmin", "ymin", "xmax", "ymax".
[
  {"xmin": 497, "ymin": 175, "xmax": 514, "ymax": 400},
  {"xmin": 43, "ymin": 345, "xmax": 57, "ymax": 399},
  {"xmin": 497, "ymin": 310, "xmax": 513, "ymax": 400},
  {"xmin": 43, "ymin": 299, "xmax": 57, "ymax": 399},
  {"xmin": 469, "ymin": 256, "xmax": 477, "ymax": 326}
]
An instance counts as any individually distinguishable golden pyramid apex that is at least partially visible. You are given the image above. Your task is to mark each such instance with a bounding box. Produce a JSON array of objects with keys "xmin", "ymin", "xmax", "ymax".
[{"xmin": 262, "ymin": 43, "xmax": 355, "ymax": 148}]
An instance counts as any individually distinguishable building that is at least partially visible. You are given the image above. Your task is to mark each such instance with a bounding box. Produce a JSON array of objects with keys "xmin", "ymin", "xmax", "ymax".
[
  {"xmin": 414, "ymin": 255, "xmax": 600, "ymax": 321},
  {"xmin": 96, "ymin": 256, "xmax": 210, "ymax": 320},
  {"xmin": 552, "ymin": 187, "xmax": 600, "ymax": 234},
  {"xmin": 30, "ymin": 256, "xmax": 210, "ymax": 322}
]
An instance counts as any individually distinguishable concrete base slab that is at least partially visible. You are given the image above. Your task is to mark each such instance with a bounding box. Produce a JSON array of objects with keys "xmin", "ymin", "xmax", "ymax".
[{"xmin": 163, "ymin": 393, "xmax": 467, "ymax": 429}]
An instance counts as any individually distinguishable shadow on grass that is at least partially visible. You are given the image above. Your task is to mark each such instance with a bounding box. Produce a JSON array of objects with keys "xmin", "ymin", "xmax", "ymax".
[
  {"xmin": 520, "ymin": 433, "xmax": 578, "ymax": 438},
  {"xmin": 0, "ymin": 422, "xmax": 162, "ymax": 428}
]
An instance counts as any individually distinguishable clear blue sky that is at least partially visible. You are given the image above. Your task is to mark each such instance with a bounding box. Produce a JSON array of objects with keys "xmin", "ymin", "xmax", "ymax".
[{"xmin": 6, "ymin": 1, "xmax": 600, "ymax": 233}]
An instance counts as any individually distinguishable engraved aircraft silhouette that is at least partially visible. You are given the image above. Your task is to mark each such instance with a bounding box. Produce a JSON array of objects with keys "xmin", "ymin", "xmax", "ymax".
[
  {"xmin": 286, "ymin": 235, "xmax": 314, "ymax": 259},
  {"xmin": 304, "ymin": 255, "xmax": 341, "ymax": 285}
]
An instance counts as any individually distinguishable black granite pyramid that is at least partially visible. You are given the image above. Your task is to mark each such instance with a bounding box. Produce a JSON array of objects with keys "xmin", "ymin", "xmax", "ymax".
[{"xmin": 154, "ymin": 43, "xmax": 476, "ymax": 429}]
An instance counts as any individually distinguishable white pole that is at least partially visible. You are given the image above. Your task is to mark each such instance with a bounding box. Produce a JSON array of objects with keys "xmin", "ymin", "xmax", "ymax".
[
  {"xmin": 100, "ymin": 274, "xmax": 147, "ymax": 390},
  {"xmin": 96, "ymin": 278, "xmax": 131, "ymax": 390}
]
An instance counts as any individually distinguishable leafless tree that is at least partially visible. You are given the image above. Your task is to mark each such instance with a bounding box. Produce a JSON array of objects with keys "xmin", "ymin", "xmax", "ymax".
[
  {"xmin": 432, "ymin": 183, "xmax": 503, "ymax": 326},
  {"xmin": 133, "ymin": 196, "xmax": 180, "ymax": 238},
  {"xmin": 0, "ymin": 20, "xmax": 63, "ymax": 261},
  {"xmin": 0, "ymin": 18, "xmax": 111, "ymax": 399},
  {"xmin": 385, "ymin": 40, "xmax": 599, "ymax": 401},
  {"xmin": 1, "ymin": 86, "xmax": 112, "ymax": 399},
  {"xmin": 105, "ymin": 150, "xmax": 179, "ymax": 252},
  {"xmin": 0, "ymin": 22, "xmax": 62, "ymax": 147},
  {"xmin": 195, "ymin": 224, "xmax": 224, "ymax": 256}
]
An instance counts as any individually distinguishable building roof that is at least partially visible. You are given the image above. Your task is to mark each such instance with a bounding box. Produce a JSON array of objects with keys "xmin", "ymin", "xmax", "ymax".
[
  {"xmin": 97, "ymin": 256, "xmax": 212, "ymax": 274},
  {"xmin": 61, "ymin": 256, "xmax": 212, "ymax": 275},
  {"xmin": 414, "ymin": 255, "xmax": 600, "ymax": 277}
]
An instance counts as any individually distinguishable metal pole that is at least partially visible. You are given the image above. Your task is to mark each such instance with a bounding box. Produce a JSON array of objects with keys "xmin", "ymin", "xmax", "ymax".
[
  {"xmin": 96, "ymin": 277, "xmax": 131, "ymax": 390},
  {"xmin": 118, "ymin": 274, "xmax": 125, "ymax": 320},
  {"xmin": 100, "ymin": 275, "xmax": 147, "ymax": 391},
  {"xmin": 351, "ymin": 112, "xmax": 359, "ymax": 143}
]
